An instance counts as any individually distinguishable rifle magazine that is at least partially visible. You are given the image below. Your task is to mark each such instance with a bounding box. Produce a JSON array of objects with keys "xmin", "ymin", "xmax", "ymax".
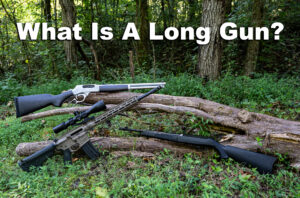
[{"xmin": 81, "ymin": 141, "xmax": 100, "ymax": 160}]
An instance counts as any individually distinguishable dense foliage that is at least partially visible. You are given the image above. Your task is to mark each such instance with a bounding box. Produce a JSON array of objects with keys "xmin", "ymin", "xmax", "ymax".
[{"xmin": 0, "ymin": 0, "xmax": 299, "ymax": 83}]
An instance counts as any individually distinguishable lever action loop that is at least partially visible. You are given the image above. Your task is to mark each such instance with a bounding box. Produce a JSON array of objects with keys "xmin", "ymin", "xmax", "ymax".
[{"xmin": 74, "ymin": 94, "xmax": 87, "ymax": 104}]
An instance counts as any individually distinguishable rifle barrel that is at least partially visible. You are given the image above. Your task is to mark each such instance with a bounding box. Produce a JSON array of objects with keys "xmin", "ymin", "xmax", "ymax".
[
  {"xmin": 97, "ymin": 83, "xmax": 165, "ymax": 92},
  {"xmin": 128, "ymin": 82, "xmax": 166, "ymax": 89}
]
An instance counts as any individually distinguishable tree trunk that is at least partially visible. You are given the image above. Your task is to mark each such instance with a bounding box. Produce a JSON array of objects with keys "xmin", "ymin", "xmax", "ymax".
[
  {"xmin": 197, "ymin": 0, "xmax": 226, "ymax": 80},
  {"xmin": 224, "ymin": 0, "xmax": 232, "ymax": 17},
  {"xmin": 129, "ymin": 50, "xmax": 135, "ymax": 81},
  {"xmin": 43, "ymin": 0, "xmax": 51, "ymax": 22},
  {"xmin": 82, "ymin": 38, "xmax": 101, "ymax": 80},
  {"xmin": 59, "ymin": 0, "xmax": 77, "ymax": 64},
  {"xmin": 54, "ymin": 0, "xmax": 58, "ymax": 30},
  {"xmin": 135, "ymin": 0, "xmax": 150, "ymax": 65},
  {"xmin": 19, "ymin": 92, "xmax": 300, "ymax": 168},
  {"xmin": 161, "ymin": 0, "xmax": 167, "ymax": 30},
  {"xmin": 42, "ymin": 0, "xmax": 58, "ymax": 76},
  {"xmin": 244, "ymin": 0, "xmax": 264, "ymax": 76}
]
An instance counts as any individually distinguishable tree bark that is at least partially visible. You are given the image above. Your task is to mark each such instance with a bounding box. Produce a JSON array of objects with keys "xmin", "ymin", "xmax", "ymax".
[
  {"xmin": 197, "ymin": 0, "xmax": 226, "ymax": 80},
  {"xmin": 15, "ymin": 137, "xmax": 212, "ymax": 158},
  {"xmin": 43, "ymin": 0, "xmax": 51, "ymax": 22},
  {"xmin": 54, "ymin": 0, "xmax": 58, "ymax": 30},
  {"xmin": 135, "ymin": 0, "xmax": 150, "ymax": 65},
  {"xmin": 244, "ymin": 0, "xmax": 264, "ymax": 76},
  {"xmin": 59, "ymin": 0, "xmax": 77, "ymax": 64},
  {"xmin": 129, "ymin": 50, "xmax": 135, "ymax": 81}
]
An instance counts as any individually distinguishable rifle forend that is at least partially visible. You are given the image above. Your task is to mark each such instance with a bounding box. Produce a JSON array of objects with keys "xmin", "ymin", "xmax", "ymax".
[
  {"xmin": 119, "ymin": 128, "xmax": 277, "ymax": 174},
  {"xmin": 14, "ymin": 82, "xmax": 166, "ymax": 117}
]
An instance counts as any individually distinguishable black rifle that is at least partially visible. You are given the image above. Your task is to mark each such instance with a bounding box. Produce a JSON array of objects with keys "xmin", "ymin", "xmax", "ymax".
[
  {"xmin": 119, "ymin": 128, "xmax": 277, "ymax": 174},
  {"xmin": 14, "ymin": 82, "xmax": 165, "ymax": 117},
  {"xmin": 18, "ymin": 86, "xmax": 163, "ymax": 172}
]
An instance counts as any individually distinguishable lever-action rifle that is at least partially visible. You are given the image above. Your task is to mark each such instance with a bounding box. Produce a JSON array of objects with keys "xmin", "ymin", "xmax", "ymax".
[
  {"xmin": 14, "ymin": 82, "xmax": 165, "ymax": 117},
  {"xmin": 120, "ymin": 128, "xmax": 277, "ymax": 174},
  {"xmin": 18, "ymin": 86, "xmax": 163, "ymax": 172}
]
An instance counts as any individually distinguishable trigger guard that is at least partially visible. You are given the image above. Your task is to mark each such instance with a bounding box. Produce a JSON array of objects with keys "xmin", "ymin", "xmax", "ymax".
[{"xmin": 75, "ymin": 94, "xmax": 87, "ymax": 103}]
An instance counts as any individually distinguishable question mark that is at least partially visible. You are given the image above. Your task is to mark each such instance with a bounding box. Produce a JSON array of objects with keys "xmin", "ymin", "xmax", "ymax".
[{"xmin": 271, "ymin": 22, "xmax": 284, "ymax": 40}]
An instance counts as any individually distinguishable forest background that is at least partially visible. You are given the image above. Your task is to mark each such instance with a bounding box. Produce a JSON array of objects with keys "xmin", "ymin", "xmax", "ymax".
[
  {"xmin": 0, "ymin": 0, "xmax": 299, "ymax": 87},
  {"xmin": 0, "ymin": 0, "xmax": 299, "ymax": 197}
]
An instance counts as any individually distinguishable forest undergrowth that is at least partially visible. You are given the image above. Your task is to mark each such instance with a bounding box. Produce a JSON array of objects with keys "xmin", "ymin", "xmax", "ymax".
[{"xmin": 0, "ymin": 72, "xmax": 299, "ymax": 197}]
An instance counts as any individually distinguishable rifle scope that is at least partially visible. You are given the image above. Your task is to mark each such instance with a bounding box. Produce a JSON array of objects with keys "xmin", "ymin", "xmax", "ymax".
[{"xmin": 53, "ymin": 100, "xmax": 106, "ymax": 133}]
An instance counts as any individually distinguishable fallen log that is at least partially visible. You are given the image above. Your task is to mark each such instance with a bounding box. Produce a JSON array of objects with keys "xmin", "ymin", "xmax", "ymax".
[
  {"xmin": 20, "ymin": 104, "xmax": 159, "ymax": 122},
  {"xmin": 18, "ymin": 92, "xmax": 300, "ymax": 168},
  {"xmin": 86, "ymin": 92, "xmax": 300, "ymax": 169},
  {"xmin": 21, "ymin": 106, "xmax": 91, "ymax": 122},
  {"xmin": 15, "ymin": 137, "xmax": 209, "ymax": 157}
]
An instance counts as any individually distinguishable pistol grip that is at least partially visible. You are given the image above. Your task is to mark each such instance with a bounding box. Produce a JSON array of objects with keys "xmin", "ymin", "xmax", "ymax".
[{"xmin": 63, "ymin": 149, "xmax": 72, "ymax": 165}]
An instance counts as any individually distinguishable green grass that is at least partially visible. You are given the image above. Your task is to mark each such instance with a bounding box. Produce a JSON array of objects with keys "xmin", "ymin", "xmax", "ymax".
[
  {"xmin": 0, "ymin": 107, "xmax": 299, "ymax": 197},
  {"xmin": 0, "ymin": 73, "xmax": 299, "ymax": 197}
]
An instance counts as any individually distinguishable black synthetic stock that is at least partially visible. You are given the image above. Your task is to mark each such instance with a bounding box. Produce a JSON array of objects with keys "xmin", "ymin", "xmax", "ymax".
[
  {"xmin": 81, "ymin": 141, "xmax": 100, "ymax": 160},
  {"xmin": 18, "ymin": 143, "xmax": 56, "ymax": 172},
  {"xmin": 53, "ymin": 100, "xmax": 106, "ymax": 133},
  {"xmin": 127, "ymin": 129, "xmax": 228, "ymax": 159},
  {"xmin": 14, "ymin": 90, "xmax": 73, "ymax": 117},
  {"xmin": 99, "ymin": 84, "xmax": 129, "ymax": 92},
  {"xmin": 222, "ymin": 146, "xmax": 277, "ymax": 174},
  {"xmin": 120, "ymin": 128, "xmax": 277, "ymax": 174}
]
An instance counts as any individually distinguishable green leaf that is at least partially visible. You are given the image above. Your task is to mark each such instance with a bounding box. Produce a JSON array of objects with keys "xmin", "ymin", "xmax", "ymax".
[{"xmin": 95, "ymin": 187, "xmax": 109, "ymax": 198}]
